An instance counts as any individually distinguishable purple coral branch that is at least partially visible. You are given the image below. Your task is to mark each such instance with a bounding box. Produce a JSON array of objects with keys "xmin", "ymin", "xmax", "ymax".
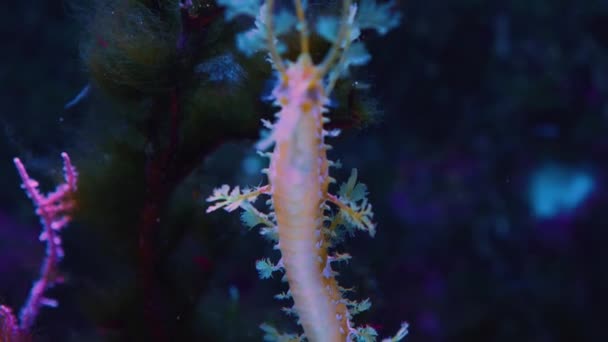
[
  {"xmin": 0, "ymin": 305, "xmax": 19, "ymax": 341},
  {"xmin": 12, "ymin": 152, "xmax": 77, "ymax": 332}
]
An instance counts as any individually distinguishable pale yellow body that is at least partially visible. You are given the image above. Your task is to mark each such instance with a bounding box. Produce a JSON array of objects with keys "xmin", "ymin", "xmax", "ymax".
[
  {"xmin": 206, "ymin": 0, "xmax": 407, "ymax": 340},
  {"xmin": 268, "ymin": 57, "xmax": 349, "ymax": 341}
]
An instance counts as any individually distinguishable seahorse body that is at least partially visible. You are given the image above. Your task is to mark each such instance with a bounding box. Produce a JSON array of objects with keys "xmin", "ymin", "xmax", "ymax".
[
  {"xmin": 206, "ymin": 0, "xmax": 407, "ymax": 340},
  {"xmin": 266, "ymin": 54, "xmax": 349, "ymax": 341}
]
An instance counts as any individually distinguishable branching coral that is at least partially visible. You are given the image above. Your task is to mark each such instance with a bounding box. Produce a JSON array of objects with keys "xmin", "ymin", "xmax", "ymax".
[{"xmin": 0, "ymin": 153, "xmax": 77, "ymax": 341}]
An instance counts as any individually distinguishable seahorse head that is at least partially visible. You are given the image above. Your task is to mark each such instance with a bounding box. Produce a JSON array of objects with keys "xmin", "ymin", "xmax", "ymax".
[{"xmin": 256, "ymin": 54, "xmax": 327, "ymax": 151}]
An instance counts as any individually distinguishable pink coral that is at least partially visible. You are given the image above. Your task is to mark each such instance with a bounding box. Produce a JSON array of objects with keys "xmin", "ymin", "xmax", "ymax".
[{"xmin": 10, "ymin": 152, "xmax": 77, "ymax": 332}]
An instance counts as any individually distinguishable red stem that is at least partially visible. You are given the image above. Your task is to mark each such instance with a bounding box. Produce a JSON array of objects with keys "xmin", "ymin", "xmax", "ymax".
[{"xmin": 137, "ymin": 88, "xmax": 182, "ymax": 342}]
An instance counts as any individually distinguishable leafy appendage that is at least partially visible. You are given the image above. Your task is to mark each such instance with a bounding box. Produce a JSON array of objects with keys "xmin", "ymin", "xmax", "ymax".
[
  {"xmin": 380, "ymin": 323, "xmax": 410, "ymax": 342},
  {"xmin": 255, "ymin": 258, "xmax": 283, "ymax": 279},
  {"xmin": 206, "ymin": 184, "xmax": 269, "ymax": 213},
  {"xmin": 316, "ymin": 16, "xmax": 341, "ymax": 42},
  {"xmin": 240, "ymin": 204, "xmax": 275, "ymax": 231},
  {"xmin": 0, "ymin": 305, "xmax": 19, "ymax": 342},
  {"xmin": 274, "ymin": 291, "xmax": 292, "ymax": 300},
  {"xmin": 356, "ymin": 0, "xmax": 401, "ymax": 35},
  {"xmin": 259, "ymin": 323, "xmax": 303, "ymax": 342},
  {"xmin": 349, "ymin": 325, "xmax": 379, "ymax": 342},
  {"xmin": 327, "ymin": 169, "xmax": 376, "ymax": 237},
  {"xmin": 345, "ymin": 298, "xmax": 372, "ymax": 317},
  {"xmin": 349, "ymin": 322, "xmax": 409, "ymax": 342},
  {"xmin": 236, "ymin": 4, "xmax": 270, "ymax": 56},
  {"xmin": 217, "ymin": 0, "xmax": 260, "ymax": 20}
]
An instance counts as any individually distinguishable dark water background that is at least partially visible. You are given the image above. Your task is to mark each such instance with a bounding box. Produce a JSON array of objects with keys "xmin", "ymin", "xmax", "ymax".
[{"xmin": 1, "ymin": 1, "xmax": 607, "ymax": 341}]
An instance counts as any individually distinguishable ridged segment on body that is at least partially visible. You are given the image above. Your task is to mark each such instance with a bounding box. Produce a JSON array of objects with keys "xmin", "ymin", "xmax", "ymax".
[{"xmin": 270, "ymin": 98, "xmax": 349, "ymax": 340}]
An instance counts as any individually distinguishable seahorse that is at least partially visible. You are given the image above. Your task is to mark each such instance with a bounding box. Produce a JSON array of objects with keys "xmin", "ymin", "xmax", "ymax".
[{"xmin": 207, "ymin": 0, "xmax": 406, "ymax": 340}]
